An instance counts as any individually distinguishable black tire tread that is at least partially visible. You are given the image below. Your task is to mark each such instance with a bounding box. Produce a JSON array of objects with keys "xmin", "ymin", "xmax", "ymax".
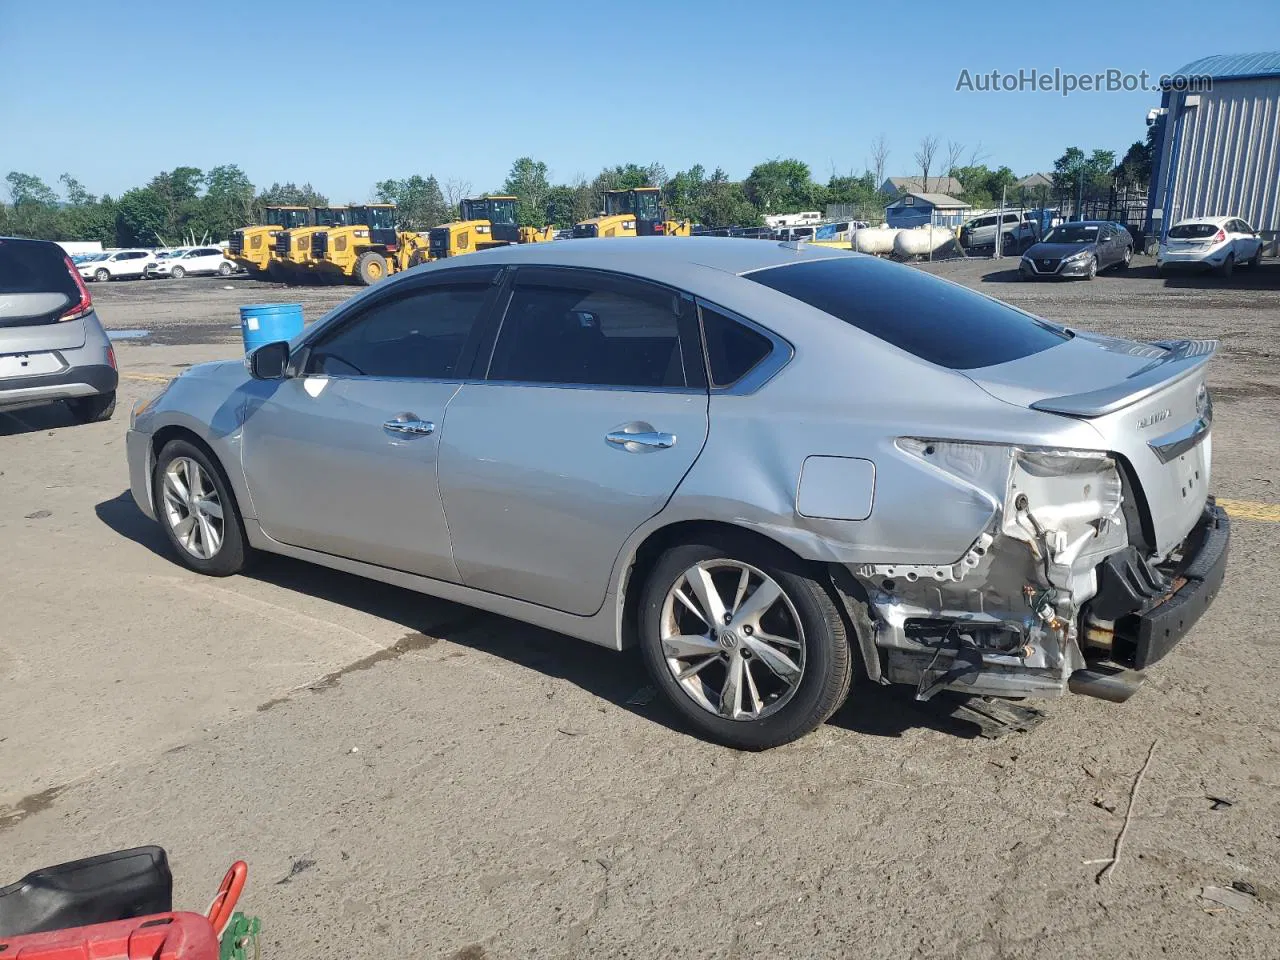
[{"xmin": 153, "ymin": 437, "xmax": 250, "ymax": 577}]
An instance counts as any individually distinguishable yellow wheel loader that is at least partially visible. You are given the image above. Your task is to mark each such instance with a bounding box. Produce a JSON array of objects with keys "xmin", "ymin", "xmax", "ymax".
[
  {"xmin": 572, "ymin": 187, "xmax": 691, "ymax": 239},
  {"xmin": 227, "ymin": 207, "xmax": 310, "ymax": 277},
  {"xmin": 424, "ymin": 196, "xmax": 554, "ymax": 261},
  {"xmin": 312, "ymin": 204, "xmax": 430, "ymax": 285},
  {"xmin": 270, "ymin": 206, "xmax": 356, "ymax": 282}
]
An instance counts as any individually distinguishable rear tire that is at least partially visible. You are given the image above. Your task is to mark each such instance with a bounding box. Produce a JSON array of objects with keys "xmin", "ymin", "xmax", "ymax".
[
  {"xmin": 171, "ymin": 266, "xmax": 186, "ymax": 279},
  {"xmin": 638, "ymin": 537, "xmax": 853, "ymax": 750},
  {"xmin": 94, "ymin": 268, "xmax": 109, "ymax": 282},
  {"xmin": 1247, "ymin": 247, "xmax": 1262, "ymax": 268},
  {"xmin": 355, "ymin": 251, "xmax": 388, "ymax": 286},
  {"xmin": 1119, "ymin": 247, "xmax": 1132, "ymax": 269},
  {"xmin": 218, "ymin": 262, "xmax": 233, "ymax": 276},
  {"xmin": 66, "ymin": 391, "xmax": 115, "ymax": 423},
  {"xmin": 153, "ymin": 438, "xmax": 248, "ymax": 577},
  {"xmin": 1219, "ymin": 253, "xmax": 1235, "ymax": 278}
]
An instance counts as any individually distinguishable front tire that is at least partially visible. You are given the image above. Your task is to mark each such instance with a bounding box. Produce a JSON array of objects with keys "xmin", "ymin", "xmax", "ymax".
[
  {"xmin": 171, "ymin": 266, "xmax": 186, "ymax": 279},
  {"xmin": 1084, "ymin": 255, "xmax": 1097, "ymax": 280},
  {"xmin": 94, "ymin": 268, "xmax": 109, "ymax": 283},
  {"xmin": 638, "ymin": 538, "xmax": 853, "ymax": 749},
  {"xmin": 66, "ymin": 391, "xmax": 115, "ymax": 423},
  {"xmin": 153, "ymin": 438, "xmax": 248, "ymax": 577},
  {"xmin": 355, "ymin": 251, "xmax": 388, "ymax": 285},
  {"xmin": 218, "ymin": 262, "xmax": 233, "ymax": 276}
]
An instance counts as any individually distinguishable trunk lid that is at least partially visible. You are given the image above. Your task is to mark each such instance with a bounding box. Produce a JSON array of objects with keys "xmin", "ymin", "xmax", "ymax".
[{"xmin": 965, "ymin": 334, "xmax": 1215, "ymax": 558}]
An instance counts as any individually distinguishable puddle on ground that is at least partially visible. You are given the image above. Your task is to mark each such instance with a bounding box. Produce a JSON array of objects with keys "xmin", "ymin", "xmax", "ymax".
[
  {"xmin": 107, "ymin": 329, "xmax": 151, "ymax": 340},
  {"xmin": 0, "ymin": 784, "xmax": 68, "ymax": 833}
]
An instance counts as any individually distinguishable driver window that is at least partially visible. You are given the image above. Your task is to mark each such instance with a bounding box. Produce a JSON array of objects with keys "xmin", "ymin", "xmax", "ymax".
[{"xmin": 305, "ymin": 284, "xmax": 489, "ymax": 379}]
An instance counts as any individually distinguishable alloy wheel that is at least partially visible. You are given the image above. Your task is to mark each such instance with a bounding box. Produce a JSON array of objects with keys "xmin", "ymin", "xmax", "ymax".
[
  {"xmin": 659, "ymin": 559, "xmax": 805, "ymax": 721},
  {"xmin": 161, "ymin": 456, "xmax": 224, "ymax": 560}
]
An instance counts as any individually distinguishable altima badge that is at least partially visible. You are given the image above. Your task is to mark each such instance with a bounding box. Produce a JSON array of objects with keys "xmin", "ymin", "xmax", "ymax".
[{"xmin": 1137, "ymin": 409, "xmax": 1172, "ymax": 429}]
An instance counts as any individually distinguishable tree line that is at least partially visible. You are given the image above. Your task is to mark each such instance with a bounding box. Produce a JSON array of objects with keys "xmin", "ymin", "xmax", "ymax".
[{"xmin": 0, "ymin": 135, "xmax": 1153, "ymax": 246}]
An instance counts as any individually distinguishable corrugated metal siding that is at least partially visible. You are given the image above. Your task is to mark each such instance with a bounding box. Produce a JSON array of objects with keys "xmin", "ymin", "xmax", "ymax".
[{"xmin": 1164, "ymin": 78, "xmax": 1280, "ymax": 230}]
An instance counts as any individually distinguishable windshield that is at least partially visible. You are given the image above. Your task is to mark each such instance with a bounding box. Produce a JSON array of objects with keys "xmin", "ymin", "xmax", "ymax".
[
  {"xmin": 315, "ymin": 208, "xmax": 351, "ymax": 227},
  {"xmin": 632, "ymin": 190, "xmax": 661, "ymax": 223},
  {"xmin": 747, "ymin": 257, "xmax": 1070, "ymax": 370},
  {"xmin": 1168, "ymin": 223, "xmax": 1219, "ymax": 239},
  {"xmin": 604, "ymin": 191, "xmax": 635, "ymax": 217},
  {"xmin": 269, "ymin": 208, "xmax": 309, "ymax": 229},
  {"xmin": 1044, "ymin": 224, "xmax": 1100, "ymax": 244},
  {"xmin": 359, "ymin": 206, "xmax": 396, "ymax": 229},
  {"xmin": 488, "ymin": 198, "xmax": 517, "ymax": 226}
]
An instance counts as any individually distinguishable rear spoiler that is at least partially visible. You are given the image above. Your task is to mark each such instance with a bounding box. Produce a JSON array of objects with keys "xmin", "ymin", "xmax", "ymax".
[{"xmin": 1030, "ymin": 339, "xmax": 1217, "ymax": 418}]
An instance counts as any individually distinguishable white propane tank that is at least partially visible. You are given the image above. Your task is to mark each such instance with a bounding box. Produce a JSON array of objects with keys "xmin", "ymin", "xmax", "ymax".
[
  {"xmin": 893, "ymin": 224, "xmax": 954, "ymax": 258},
  {"xmin": 853, "ymin": 224, "xmax": 898, "ymax": 254}
]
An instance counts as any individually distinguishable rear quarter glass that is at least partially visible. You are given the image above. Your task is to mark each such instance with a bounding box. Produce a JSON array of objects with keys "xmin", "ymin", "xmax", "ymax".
[
  {"xmin": 0, "ymin": 238, "xmax": 79, "ymax": 299},
  {"xmin": 747, "ymin": 258, "xmax": 1068, "ymax": 370}
]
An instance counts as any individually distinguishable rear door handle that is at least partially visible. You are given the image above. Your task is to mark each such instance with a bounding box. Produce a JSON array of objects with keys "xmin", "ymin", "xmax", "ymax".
[
  {"xmin": 606, "ymin": 430, "xmax": 675, "ymax": 450},
  {"xmin": 383, "ymin": 415, "xmax": 435, "ymax": 436}
]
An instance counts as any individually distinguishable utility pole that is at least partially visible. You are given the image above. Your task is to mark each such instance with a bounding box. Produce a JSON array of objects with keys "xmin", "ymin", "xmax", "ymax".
[{"xmin": 994, "ymin": 184, "xmax": 1006, "ymax": 259}]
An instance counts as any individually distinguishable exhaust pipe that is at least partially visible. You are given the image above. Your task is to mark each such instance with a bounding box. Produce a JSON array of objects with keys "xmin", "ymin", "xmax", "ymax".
[{"xmin": 1068, "ymin": 668, "xmax": 1147, "ymax": 704}]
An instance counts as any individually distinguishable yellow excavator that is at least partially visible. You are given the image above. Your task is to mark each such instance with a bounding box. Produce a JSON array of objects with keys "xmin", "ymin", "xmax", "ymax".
[
  {"xmin": 311, "ymin": 204, "xmax": 431, "ymax": 285},
  {"xmin": 227, "ymin": 206, "xmax": 310, "ymax": 277},
  {"xmin": 270, "ymin": 206, "xmax": 356, "ymax": 282},
  {"xmin": 572, "ymin": 187, "xmax": 691, "ymax": 239},
  {"xmin": 424, "ymin": 196, "xmax": 554, "ymax": 261}
]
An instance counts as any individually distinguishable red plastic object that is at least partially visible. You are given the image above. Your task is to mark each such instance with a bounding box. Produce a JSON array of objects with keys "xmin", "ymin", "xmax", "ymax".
[
  {"xmin": 204, "ymin": 861, "xmax": 247, "ymax": 938},
  {"xmin": 0, "ymin": 911, "xmax": 218, "ymax": 959}
]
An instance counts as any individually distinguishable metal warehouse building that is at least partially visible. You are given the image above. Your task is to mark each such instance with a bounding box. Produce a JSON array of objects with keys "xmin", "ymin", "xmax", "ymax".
[{"xmin": 1147, "ymin": 51, "xmax": 1280, "ymax": 249}]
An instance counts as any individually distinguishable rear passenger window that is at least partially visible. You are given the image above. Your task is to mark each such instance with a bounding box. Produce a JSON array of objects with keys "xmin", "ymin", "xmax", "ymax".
[
  {"xmin": 487, "ymin": 276, "xmax": 688, "ymax": 388},
  {"xmin": 306, "ymin": 284, "xmax": 489, "ymax": 378},
  {"xmin": 700, "ymin": 305, "xmax": 773, "ymax": 387}
]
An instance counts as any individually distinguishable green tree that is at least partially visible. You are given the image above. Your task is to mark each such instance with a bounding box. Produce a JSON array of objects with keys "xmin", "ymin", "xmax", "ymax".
[
  {"xmin": 58, "ymin": 173, "xmax": 95, "ymax": 206},
  {"xmin": 1113, "ymin": 127, "xmax": 1156, "ymax": 188},
  {"xmin": 543, "ymin": 184, "xmax": 578, "ymax": 228},
  {"xmin": 951, "ymin": 164, "xmax": 1017, "ymax": 208},
  {"xmin": 699, "ymin": 168, "xmax": 762, "ymax": 228},
  {"xmin": 502, "ymin": 157, "xmax": 552, "ymax": 227},
  {"xmin": 1052, "ymin": 147, "xmax": 1116, "ymax": 201},
  {"xmin": 201, "ymin": 164, "xmax": 255, "ymax": 239},
  {"xmin": 256, "ymin": 181, "xmax": 329, "ymax": 211},
  {"xmin": 743, "ymin": 159, "xmax": 816, "ymax": 213},
  {"xmin": 373, "ymin": 174, "xmax": 449, "ymax": 230},
  {"xmin": 115, "ymin": 187, "xmax": 169, "ymax": 246},
  {"xmin": 5, "ymin": 171, "xmax": 58, "ymax": 206}
]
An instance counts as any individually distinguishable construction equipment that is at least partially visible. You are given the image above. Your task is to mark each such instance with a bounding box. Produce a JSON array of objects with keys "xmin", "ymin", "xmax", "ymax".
[
  {"xmin": 311, "ymin": 204, "xmax": 431, "ymax": 285},
  {"xmin": 227, "ymin": 206, "xmax": 309, "ymax": 277},
  {"xmin": 425, "ymin": 196, "xmax": 554, "ymax": 261},
  {"xmin": 270, "ymin": 206, "xmax": 356, "ymax": 282},
  {"xmin": 572, "ymin": 187, "xmax": 691, "ymax": 239}
]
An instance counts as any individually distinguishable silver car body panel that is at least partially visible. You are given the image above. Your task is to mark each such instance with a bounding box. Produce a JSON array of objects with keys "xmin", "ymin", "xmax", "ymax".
[
  {"xmin": 126, "ymin": 238, "xmax": 1221, "ymax": 696},
  {"xmin": 0, "ymin": 311, "xmax": 117, "ymax": 413}
]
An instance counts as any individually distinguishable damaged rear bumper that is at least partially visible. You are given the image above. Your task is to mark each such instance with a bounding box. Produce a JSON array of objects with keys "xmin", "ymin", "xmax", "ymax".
[{"xmin": 843, "ymin": 443, "xmax": 1227, "ymax": 704}]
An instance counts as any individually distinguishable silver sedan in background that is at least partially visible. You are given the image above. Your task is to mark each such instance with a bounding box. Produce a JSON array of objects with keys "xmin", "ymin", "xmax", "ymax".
[{"xmin": 125, "ymin": 238, "xmax": 1228, "ymax": 749}]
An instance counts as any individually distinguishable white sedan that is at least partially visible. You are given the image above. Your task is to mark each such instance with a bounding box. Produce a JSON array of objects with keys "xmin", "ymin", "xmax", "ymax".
[
  {"xmin": 150, "ymin": 247, "xmax": 237, "ymax": 279},
  {"xmin": 1158, "ymin": 216, "xmax": 1265, "ymax": 277}
]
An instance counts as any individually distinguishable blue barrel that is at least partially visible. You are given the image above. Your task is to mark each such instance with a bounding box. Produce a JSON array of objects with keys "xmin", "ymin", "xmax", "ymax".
[{"xmin": 239, "ymin": 303, "xmax": 304, "ymax": 354}]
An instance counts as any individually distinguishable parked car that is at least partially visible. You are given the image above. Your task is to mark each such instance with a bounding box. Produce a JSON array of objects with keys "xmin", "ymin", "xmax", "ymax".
[
  {"xmin": 143, "ymin": 248, "xmax": 191, "ymax": 278},
  {"xmin": 1158, "ymin": 216, "xmax": 1265, "ymax": 277},
  {"xmin": 959, "ymin": 211, "xmax": 1039, "ymax": 253},
  {"xmin": 1019, "ymin": 220, "xmax": 1133, "ymax": 280},
  {"xmin": 150, "ymin": 247, "xmax": 236, "ymax": 279},
  {"xmin": 126, "ymin": 238, "xmax": 1226, "ymax": 749},
  {"xmin": 78, "ymin": 249, "xmax": 155, "ymax": 282},
  {"xmin": 1, "ymin": 237, "xmax": 118, "ymax": 423}
]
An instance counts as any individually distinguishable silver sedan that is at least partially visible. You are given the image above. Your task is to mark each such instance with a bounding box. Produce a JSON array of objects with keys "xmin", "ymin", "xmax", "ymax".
[{"xmin": 126, "ymin": 238, "xmax": 1228, "ymax": 749}]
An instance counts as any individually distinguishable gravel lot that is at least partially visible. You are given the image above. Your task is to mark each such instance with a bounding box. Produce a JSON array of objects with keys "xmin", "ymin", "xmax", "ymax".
[{"xmin": 2, "ymin": 254, "xmax": 1278, "ymax": 959}]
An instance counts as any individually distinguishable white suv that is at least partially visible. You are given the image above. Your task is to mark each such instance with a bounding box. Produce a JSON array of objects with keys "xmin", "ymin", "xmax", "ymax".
[
  {"xmin": 150, "ymin": 246, "xmax": 236, "ymax": 279},
  {"xmin": 78, "ymin": 249, "xmax": 155, "ymax": 282},
  {"xmin": 959, "ymin": 212, "xmax": 1040, "ymax": 254}
]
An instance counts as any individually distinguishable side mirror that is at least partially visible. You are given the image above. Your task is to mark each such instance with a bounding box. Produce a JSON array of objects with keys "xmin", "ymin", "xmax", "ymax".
[{"xmin": 248, "ymin": 340, "xmax": 290, "ymax": 380}]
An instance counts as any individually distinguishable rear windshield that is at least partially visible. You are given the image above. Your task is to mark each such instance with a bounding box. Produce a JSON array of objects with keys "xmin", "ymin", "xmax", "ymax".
[
  {"xmin": 0, "ymin": 238, "xmax": 78, "ymax": 298},
  {"xmin": 747, "ymin": 258, "xmax": 1070, "ymax": 370},
  {"xmin": 1168, "ymin": 223, "xmax": 1218, "ymax": 239}
]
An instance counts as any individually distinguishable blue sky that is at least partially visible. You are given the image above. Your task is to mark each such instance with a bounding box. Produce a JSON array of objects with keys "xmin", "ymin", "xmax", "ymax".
[{"xmin": 2, "ymin": 1, "xmax": 1277, "ymax": 201}]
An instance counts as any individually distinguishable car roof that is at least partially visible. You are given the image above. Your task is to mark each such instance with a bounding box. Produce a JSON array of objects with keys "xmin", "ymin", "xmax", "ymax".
[
  {"xmin": 429, "ymin": 236, "xmax": 859, "ymax": 277},
  {"xmin": 1172, "ymin": 216, "xmax": 1231, "ymax": 225}
]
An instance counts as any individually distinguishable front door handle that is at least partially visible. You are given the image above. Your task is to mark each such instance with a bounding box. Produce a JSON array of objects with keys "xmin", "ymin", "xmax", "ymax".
[
  {"xmin": 606, "ymin": 430, "xmax": 675, "ymax": 450},
  {"xmin": 383, "ymin": 414, "xmax": 435, "ymax": 436}
]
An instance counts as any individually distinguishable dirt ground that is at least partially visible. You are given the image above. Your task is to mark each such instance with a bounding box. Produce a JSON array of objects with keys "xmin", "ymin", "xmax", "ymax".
[{"xmin": 3, "ymin": 255, "xmax": 1279, "ymax": 959}]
